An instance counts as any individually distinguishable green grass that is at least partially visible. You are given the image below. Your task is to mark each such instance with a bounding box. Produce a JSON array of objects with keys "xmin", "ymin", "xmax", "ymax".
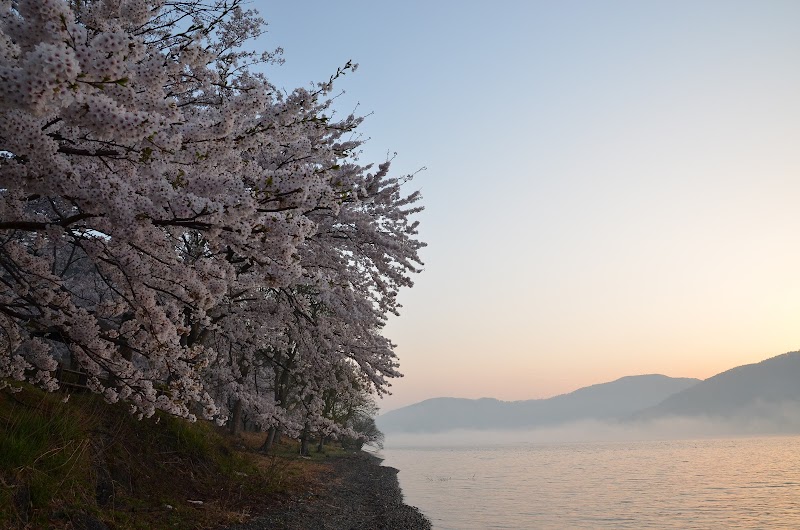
[
  {"xmin": 0, "ymin": 385, "xmax": 336, "ymax": 529},
  {"xmin": 0, "ymin": 387, "xmax": 101, "ymax": 526}
]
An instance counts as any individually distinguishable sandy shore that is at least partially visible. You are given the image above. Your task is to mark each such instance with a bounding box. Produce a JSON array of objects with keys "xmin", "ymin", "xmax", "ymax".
[{"xmin": 224, "ymin": 451, "xmax": 431, "ymax": 530}]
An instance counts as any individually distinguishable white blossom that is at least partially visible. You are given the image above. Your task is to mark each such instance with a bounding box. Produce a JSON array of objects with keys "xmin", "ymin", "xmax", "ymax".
[{"xmin": 0, "ymin": 0, "xmax": 424, "ymax": 428}]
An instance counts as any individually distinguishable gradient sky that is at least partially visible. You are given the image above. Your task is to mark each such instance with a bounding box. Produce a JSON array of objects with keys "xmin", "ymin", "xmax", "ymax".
[{"xmin": 252, "ymin": 1, "xmax": 800, "ymax": 411}]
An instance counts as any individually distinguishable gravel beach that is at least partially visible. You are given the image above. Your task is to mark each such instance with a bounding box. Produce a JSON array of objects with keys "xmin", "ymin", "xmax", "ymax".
[{"xmin": 224, "ymin": 451, "xmax": 431, "ymax": 530}]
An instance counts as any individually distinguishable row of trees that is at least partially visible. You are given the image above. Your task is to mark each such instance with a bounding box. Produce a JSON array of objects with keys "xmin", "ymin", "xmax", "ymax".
[{"xmin": 0, "ymin": 0, "xmax": 423, "ymax": 447}]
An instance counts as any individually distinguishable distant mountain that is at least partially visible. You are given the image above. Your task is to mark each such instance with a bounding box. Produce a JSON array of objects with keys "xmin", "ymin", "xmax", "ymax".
[
  {"xmin": 634, "ymin": 351, "xmax": 800, "ymax": 422},
  {"xmin": 378, "ymin": 374, "xmax": 700, "ymax": 433}
]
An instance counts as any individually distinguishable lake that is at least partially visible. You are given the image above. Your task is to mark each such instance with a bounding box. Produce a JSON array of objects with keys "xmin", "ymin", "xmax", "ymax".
[{"xmin": 381, "ymin": 436, "xmax": 800, "ymax": 529}]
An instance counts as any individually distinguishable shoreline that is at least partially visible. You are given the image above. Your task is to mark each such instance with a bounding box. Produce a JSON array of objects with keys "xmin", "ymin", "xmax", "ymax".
[{"xmin": 225, "ymin": 450, "xmax": 431, "ymax": 530}]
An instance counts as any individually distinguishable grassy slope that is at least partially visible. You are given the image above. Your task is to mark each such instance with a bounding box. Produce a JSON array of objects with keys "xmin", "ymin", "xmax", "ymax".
[{"xmin": 0, "ymin": 385, "xmax": 340, "ymax": 529}]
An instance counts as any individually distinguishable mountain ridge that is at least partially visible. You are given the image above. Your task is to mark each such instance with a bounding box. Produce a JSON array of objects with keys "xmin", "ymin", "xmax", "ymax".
[
  {"xmin": 379, "ymin": 351, "xmax": 800, "ymax": 435},
  {"xmin": 378, "ymin": 374, "xmax": 700, "ymax": 433},
  {"xmin": 634, "ymin": 351, "xmax": 800, "ymax": 420}
]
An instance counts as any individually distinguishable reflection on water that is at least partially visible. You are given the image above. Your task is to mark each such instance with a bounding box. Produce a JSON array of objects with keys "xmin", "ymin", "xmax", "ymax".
[{"xmin": 382, "ymin": 436, "xmax": 800, "ymax": 529}]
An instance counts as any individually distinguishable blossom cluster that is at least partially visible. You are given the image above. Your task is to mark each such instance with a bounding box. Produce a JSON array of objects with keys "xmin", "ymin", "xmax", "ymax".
[{"xmin": 0, "ymin": 0, "xmax": 424, "ymax": 435}]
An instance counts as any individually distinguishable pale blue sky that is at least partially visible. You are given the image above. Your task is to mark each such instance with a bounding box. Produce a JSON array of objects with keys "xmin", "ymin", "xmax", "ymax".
[{"xmin": 252, "ymin": 1, "xmax": 800, "ymax": 411}]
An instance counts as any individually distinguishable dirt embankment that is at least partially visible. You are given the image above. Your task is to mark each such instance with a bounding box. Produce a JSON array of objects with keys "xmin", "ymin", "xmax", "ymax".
[{"xmin": 224, "ymin": 451, "xmax": 431, "ymax": 530}]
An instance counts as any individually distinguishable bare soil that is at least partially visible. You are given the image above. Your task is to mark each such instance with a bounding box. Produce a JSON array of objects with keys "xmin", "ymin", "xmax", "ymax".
[{"xmin": 224, "ymin": 451, "xmax": 431, "ymax": 530}]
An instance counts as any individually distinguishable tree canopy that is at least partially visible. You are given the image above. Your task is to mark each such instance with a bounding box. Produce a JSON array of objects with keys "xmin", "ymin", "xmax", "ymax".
[{"xmin": 0, "ymin": 0, "xmax": 424, "ymax": 439}]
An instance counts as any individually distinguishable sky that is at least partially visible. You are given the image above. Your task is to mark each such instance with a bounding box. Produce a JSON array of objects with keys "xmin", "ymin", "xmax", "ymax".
[{"xmin": 250, "ymin": 0, "xmax": 800, "ymax": 411}]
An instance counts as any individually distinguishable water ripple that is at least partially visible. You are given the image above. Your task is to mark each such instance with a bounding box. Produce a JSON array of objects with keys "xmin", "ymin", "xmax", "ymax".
[{"xmin": 383, "ymin": 436, "xmax": 800, "ymax": 529}]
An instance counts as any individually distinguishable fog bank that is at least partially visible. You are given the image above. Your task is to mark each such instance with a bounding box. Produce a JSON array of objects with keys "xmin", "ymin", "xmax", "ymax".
[{"xmin": 384, "ymin": 405, "xmax": 800, "ymax": 448}]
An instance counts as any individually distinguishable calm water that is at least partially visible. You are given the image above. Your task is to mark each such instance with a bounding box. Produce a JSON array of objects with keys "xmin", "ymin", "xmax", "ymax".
[{"xmin": 381, "ymin": 436, "xmax": 800, "ymax": 529}]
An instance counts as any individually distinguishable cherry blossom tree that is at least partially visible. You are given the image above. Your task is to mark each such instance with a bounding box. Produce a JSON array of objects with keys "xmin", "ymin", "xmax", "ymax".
[{"xmin": 0, "ymin": 0, "xmax": 424, "ymax": 424}]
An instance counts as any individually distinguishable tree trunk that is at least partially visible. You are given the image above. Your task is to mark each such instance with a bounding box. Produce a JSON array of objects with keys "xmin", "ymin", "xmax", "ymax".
[
  {"xmin": 261, "ymin": 426, "xmax": 278, "ymax": 452},
  {"xmin": 229, "ymin": 399, "xmax": 242, "ymax": 435},
  {"xmin": 299, "ymin": 424, "xmax": 310, "ymax": 456},
  {"xmin": 316, "ymin": 434, "xmax": 326, "ymax": 453}
]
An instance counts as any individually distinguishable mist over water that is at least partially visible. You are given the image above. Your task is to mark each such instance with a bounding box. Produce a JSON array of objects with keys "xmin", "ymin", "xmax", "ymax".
[
  {"xmin": 378, "ymin": 355, "xmax": 800, "ymax": 527},
  {"xmin": 384, "ymin": 408, "xmax": 800, "ymax": 447},
  {"xmin": 381, "ymin": 435, "xmax": 800, "ymax": 529}
]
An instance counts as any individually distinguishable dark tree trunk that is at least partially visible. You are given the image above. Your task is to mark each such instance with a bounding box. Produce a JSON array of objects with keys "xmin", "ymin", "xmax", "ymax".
[
  {"xmin": 261, "ymin": 426, "xmax": 279, "ymax": 452},
  {"xmin": 229, "ymin": 399, "xmax": 243, "ymax": 435},
  {"xmin": 299, "ymin": 424, "xmax": 310, "ymax": 456}
]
